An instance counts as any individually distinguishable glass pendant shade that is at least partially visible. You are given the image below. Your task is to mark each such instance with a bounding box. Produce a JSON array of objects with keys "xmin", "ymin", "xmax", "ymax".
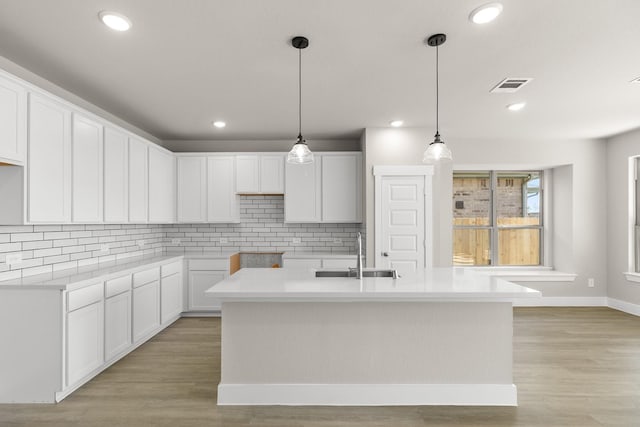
[
  {"xmin": 422, "ymin": 132, "xmax": 452, "ymax": 163},
  {"xmin": 287, "ymin": 135, "xmax": 314, "ymax": 164}
]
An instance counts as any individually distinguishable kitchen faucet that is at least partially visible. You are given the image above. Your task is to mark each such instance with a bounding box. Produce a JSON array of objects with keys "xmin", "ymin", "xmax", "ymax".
[{"xmin": 355, "ymin": 231, "xmax": 363, "ymax": 279}]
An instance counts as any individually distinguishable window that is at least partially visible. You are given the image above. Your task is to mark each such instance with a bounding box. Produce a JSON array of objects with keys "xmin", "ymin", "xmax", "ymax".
[{"xmin": 453, "ymin": 171, "xmax": 543, "ymax": 266}]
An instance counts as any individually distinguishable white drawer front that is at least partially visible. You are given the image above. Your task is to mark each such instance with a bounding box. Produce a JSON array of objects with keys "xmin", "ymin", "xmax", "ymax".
[
  {"xmin": 133, "ymin": 267, "xmax": 160, "ymax": 288},
  {"xmin": 105, "ymin": 275, "xmax": 131, "ymax": 298},
  {"xmin": 161, "ymin": 261, "xmax": 182, "ymax": 278},
  {"xmin": 67, "ymin": 282, "xmax": 103, "ymax": 312},
  {"xmin": 189, "ymin": 259, "xmax": 228, "ymax": 271}
]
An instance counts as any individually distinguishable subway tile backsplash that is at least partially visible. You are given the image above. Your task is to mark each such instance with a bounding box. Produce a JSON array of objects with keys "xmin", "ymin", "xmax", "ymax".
[{"xmin": 0, "ymin": 196, "xmax": 364, "ymax": 281}]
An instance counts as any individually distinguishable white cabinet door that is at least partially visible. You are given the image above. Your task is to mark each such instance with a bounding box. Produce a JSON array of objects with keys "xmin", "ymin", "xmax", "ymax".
[
  {"xmin": 260, "ymin": 155, "xmax": 285, "ymax": 193},
  {"xmin": 72, "ymin": 114, "xmax": 103, "ymax": 223},
  {"xmin": 208, "ymin": 156, "xmax": 239, "ymax": 222},
  {"xmin": 132, "ymin": 280, "xmax": 160, "ymax": 342},
  {"xmin": 236, "ymin": 155, "xmax": 259, "ymax": 193},
  {"xmin": 285, "ymin": 157, "xmax": 321, "ymax": 222},
  {"xmin": 104, "ymin": 291, "xmax": 131, "ymax": 362},
  {"xmin": 322, "ymin": 153, "xmax": 362, "ymax": 222},
  {"xmin": 66, "ymin": 301, "xmax": 104, "ymax": 387},
  {"xmin": 148, "ymin": 146, "xmax": 175, "ymax": 223},
  {"xmin": 27, "ymin": 93, "xmax": 71, "ymax": 223},
  {"xmin": 322, "ymin": 258, "xmax": 357, "ymax": 269},
  {"xmin": 160, "ymin": 273, "xmax": 183, "ymax": 324},
  {"xmin": 128, "ymin": 137, "xmax": 148, "ymax": 223},
  {"xmin": 282, "ymin": 258, "xmax": 322, "ymax": 269},
  {"xmin": 0, "ymin": 75, "xmax": 26, "ymax": 163},
  {"xmin": 188, "ymin": 270, "xmax": 227, "ymax": 311},
  {"xmin": 177, "ymin": 156, "xmax": 206, "ymax": 222},
  {"xmin": 104, "ymin": 127, "xmax": 129, "ymax": 223}
]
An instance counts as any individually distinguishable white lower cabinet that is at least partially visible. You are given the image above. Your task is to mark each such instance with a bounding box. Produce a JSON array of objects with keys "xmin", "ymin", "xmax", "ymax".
[
  {"xmin": 104, "ymin": 291, "xmax": 132, "ymax": 362},
  {"xmin": 132, "ymin": 280, "xmax": 160, "ymax": 343},
  {"xmin": 186, "ymin": 258, "xmax": 229, "ymax": 312},
  {"xmin": 161, "ymin": 272, "xmax": 183, "ymax": 324},
  {"xmin": 66, "ymin": 300, "xmax": 104, "ymax": 387},
  {"xmin": 282, "ymin": 258, "xmax": 322, "ymax": 269}
]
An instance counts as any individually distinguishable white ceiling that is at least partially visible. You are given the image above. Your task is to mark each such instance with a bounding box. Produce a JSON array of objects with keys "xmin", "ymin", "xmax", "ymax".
[{"xmin": 0, "ymin": 0, "xmax": 639, "ymax": 142}]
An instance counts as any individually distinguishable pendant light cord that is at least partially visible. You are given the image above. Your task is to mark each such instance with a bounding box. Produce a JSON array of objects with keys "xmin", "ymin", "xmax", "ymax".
[
  {"xmin": 435, "ymin": 44, "xmax": 439, "ymax": 135},
  {"xmin": 298, "ymin": 47, "xmax": 302, "ymax": 138}
]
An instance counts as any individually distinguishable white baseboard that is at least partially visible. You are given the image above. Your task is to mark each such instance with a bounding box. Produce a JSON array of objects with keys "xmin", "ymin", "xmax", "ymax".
[
  {"xmin": 512, "ymin": 296, "xmax": 608, "ymax": 307},
  {"xmin": 217, "ymin": 383, "xmax": 517, "ymax": 406},
  {"xmin": 607, "ymin": 298, "xmax": 640, "ymax": 316}
]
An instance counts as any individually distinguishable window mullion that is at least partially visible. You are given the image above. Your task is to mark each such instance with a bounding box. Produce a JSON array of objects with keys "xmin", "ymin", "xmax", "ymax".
[{"xmin": 491, "ymin": 171, "xmax": 498, "ymax": 266}]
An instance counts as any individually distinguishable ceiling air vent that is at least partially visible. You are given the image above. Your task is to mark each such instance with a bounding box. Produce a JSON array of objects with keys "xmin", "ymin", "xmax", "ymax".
[
  {"xmin": 490, "ymin": 77, "xmax": 533, "ymax": 93},
  {"xmin": 631, "ymin": 76, "xmax": 640, "ymax": 84}
]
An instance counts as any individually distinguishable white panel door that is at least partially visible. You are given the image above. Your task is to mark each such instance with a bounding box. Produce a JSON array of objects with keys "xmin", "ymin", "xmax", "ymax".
[
  {"xmin": 285, "ymin": 157, "xmax": 321, "ymax": 222},
  {"xmin": 103, "ymin": 127, "xmax": 128, "ymax": 222},
  {"xmin": 160, "ymin": 273, "xmax": 183, "ymax": 324},
  {"xmin": 72, "ymin": 114, "xmax": 103, "ymax": 222},
  {"xmin": 148, "ymin": 147, "xmax": 175, "ymax": 223},
  {"xmin": 378, "ymin": 176, "xmax": 425, "ymax": 276},
  {"xmin": 177, "ymin": 156, "xmax": 207, "ymax": 222},
  {"xmin": 132, "ymin": 280, "xmax": 160, "ymax": 342},
  {"xmin": 207, "ymin": 156, "xmax": 239, "ymax": 222},
  {"xmin": 128, "ymin": 137, "xmax": 148, "ymax": 222},
  {"xmin": 0, "ymin": 75, "xmax": 26, "ymax": 163},
  {"xmin": 27, "ymin": 93, "xmax": 72, "ymax": 223},
  {"xmin": 188, "ymin": 270, "xmax": 227, "ymax": 311},
  {"xmin": 260, "ymin": 155, "xmax": 285, "ymax": 193},
  {"xmin": 322, "ymin": 154, "xmax": 362, "ymax": 222},
  {"xmin": 66, "ymin": 301, "xmax": 104, "ymax": 387},
  {"xmin": 104, "ymin": 291, "xmax": 132, "ymax": 362},
  {"xmin": 235, "ymin": 155, "xmax": 259, "ymax": 193}
]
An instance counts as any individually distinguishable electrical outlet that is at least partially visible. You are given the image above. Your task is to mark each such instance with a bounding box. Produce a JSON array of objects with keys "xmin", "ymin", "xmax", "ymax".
[
  {"xmin": 5, "ymin": 253, "xmax": 22, "ymax": 266},
  {"xmin": 171, "ymin": 238, "xmax": 181, "ymax": 245},
  {"xmin": 333, "ymin": 238, "xmax": 342, "ymax": 244},
  {"xmin": 220, "ymin": 237, "xmax": 228, "ymax": 244},
  {"xmin": 292, "ymin": 237, "xmax": 301, "ymax": 244},
  {"xmin": 588, "ymin": 278, "xmax": 595, "ymax": 287},
  {"xmin": 137, "ymin": 240, "xmax": 146, "ymax": 248},
  {"xmin": 100, "ymin": 244, "xmax": 110, "ymax": 253}
]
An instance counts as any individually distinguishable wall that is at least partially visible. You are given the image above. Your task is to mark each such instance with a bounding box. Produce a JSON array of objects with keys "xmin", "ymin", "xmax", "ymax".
[
  {"xmin": 0, "ymin": 224, "xmax": 164, "ymax": 281},
  {"xmin": 363, "ymin": 127, "xmax": 607, "ymax": 297},
  {"xmin": 164, "ymin": 195, "xmax": 362, "ymax": 254},
  {"xmin": 606, "ymin": 128, "xmax": 640, "ymax": 305}
]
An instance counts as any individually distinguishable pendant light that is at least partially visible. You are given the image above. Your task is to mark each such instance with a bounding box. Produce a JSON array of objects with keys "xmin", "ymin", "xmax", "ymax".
[
  {"xmin": 423, "ymin": 33, "xmax": 453, "ymax": 163},
  {"xmin": 287, "ymin": 36, "xmax": 314, "ymax": 164}
]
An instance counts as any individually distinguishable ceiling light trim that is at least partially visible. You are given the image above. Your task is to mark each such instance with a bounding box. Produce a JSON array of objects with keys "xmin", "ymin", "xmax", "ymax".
[
  {"xmin": 469, "ymin": 3, "xmax": 503, "ymax": 24},
  {"xmin": 98, "ymin": 11, "xmax": 132, "ymax": 32}
]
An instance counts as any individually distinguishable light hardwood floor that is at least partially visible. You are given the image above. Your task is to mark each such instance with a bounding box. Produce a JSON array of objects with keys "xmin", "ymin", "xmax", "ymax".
[{"xmin": 1, "ymin": 307, "xmax": 639, "ymax": 426}]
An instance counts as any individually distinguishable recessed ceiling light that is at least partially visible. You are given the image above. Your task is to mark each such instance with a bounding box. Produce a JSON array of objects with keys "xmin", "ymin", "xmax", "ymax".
[
  {"xmin": 469, "ymin": 3, "xmax": 503, "ymax": 24},
  {"xmin": 390, "ymin": 120, "xmax": 404, "ymax": 127},
  {"xmin": 213, "ymin": 121, "xmax": 226, "ymax": 128},
  {"xmin": 506, "ymin": 102, "xmax": 526, "ymax": 111},
  {"xmin": 99, "ymin": 11, "xmax": 132, "ymax": 32}
]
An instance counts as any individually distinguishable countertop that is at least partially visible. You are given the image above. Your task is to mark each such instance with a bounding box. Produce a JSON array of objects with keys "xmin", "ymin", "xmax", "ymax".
[
  {"xmin": 281, "ymin": 252, "xmax": 358, "ymax": 259},
  {"xmin": 206, "ymin": 267, "xmax": 541, "ymax": 302},
  {"xmin": 0, "ymin": 254, "xmax": 183, "ymax": 291}
]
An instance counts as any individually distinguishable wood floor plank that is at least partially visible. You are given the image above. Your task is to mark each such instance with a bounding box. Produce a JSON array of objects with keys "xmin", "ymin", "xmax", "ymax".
[{"xmin": 1, "ymin": 308, "xmax": 639, "ymax": 426}]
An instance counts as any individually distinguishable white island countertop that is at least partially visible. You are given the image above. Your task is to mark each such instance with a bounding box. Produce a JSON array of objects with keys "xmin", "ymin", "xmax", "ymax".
[{"xmin": 206, "ymin": 267, "xmax": 541, "ymax": 302}]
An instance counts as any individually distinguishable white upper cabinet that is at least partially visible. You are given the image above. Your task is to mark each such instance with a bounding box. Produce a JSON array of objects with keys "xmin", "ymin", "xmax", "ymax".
[
  {"xmin": 27, "ymin": 93, "xmax": 72, "ymax": 223},
  {"xmin": 0, "ymin": 74, "xmax": 26, "ymax": 164},
  {"xmin": 177, "ymin": 156, "xmax": 207, "ymax": 223},
  {"xmin": 285, "ymin": 156, "xmax": 322, "ymax": 222},
  {"xmin": 236, "ymin": 154, "xmax": 285, "ymax": 194},
  {"xmin": 72, "ymin": 114, "xmax": 104, "ymax": 223},
  {"xmin": 321, "ymin": 153, "xmax": 362, "ymax": 222},
  {"xmin": 128, "ymin": 137, "xmax": 148, "ymax": 223},
  {"xmin": 148, "ymin": 146, "xmax": 175, "ymax": 223},
  {"xmin": 208, "ymin": 156, "xmax": 240, "ymax": 222},
  {"xmin": 260, "ymin": 155, "xmax": 285, "ymax": 193},
  {"xmin": 103, "ymin": 128, "xmax": 129, "ymax": 223}
]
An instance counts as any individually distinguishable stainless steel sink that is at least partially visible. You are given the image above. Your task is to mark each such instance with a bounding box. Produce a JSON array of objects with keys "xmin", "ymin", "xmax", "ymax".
[{"xmin": 315, "ymin": 269, "xmax": 399, "ymax": 279}]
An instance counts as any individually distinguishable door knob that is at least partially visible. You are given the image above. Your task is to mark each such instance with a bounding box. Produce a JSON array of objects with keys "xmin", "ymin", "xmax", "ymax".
[{"xmin": 382, "ymin": 252, "xmax": 389, "ymax": 257}]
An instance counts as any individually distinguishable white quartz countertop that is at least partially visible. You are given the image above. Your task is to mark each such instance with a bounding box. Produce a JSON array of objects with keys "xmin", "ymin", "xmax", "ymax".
[
  {"xmin": 0, "ymin": 254, "xmax": 183, "ymax": 291},
  {"xmin": 206, "ymin": 267, "xmax": 542, "ymax": 302},
  {"xmin": 281, "ymin": 252, "xmax": 357, "ymax": 259},
  {"xmin": 167, "ymin": 251, "xmax": 237, "ymax": 260}
]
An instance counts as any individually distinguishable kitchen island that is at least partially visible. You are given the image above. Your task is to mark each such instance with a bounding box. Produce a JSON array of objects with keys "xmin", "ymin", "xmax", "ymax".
[{"xmin": 207, "ymin": 267, "xmax": 540, "ymax": 406}]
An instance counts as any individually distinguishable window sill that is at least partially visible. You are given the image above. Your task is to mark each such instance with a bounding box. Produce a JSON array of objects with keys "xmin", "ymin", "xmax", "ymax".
[
  {"xmin": 462, "ymin": 267, "xmax": 577, "ymax": 282},
  {"xmin": 623, "ymin": 272, "xmax": 640, "ymax": 283}
]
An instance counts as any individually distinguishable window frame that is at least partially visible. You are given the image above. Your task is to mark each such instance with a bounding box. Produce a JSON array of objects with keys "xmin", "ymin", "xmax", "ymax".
[{"xmin": 453, "ymin": 170, "xmax": 544, "ymax": 267}]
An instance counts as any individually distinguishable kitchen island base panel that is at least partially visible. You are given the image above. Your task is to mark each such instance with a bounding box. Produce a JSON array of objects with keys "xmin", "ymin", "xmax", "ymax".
[{"xmin": 219, "ymin": 301, "xmax": 515, "ymax": 406}]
